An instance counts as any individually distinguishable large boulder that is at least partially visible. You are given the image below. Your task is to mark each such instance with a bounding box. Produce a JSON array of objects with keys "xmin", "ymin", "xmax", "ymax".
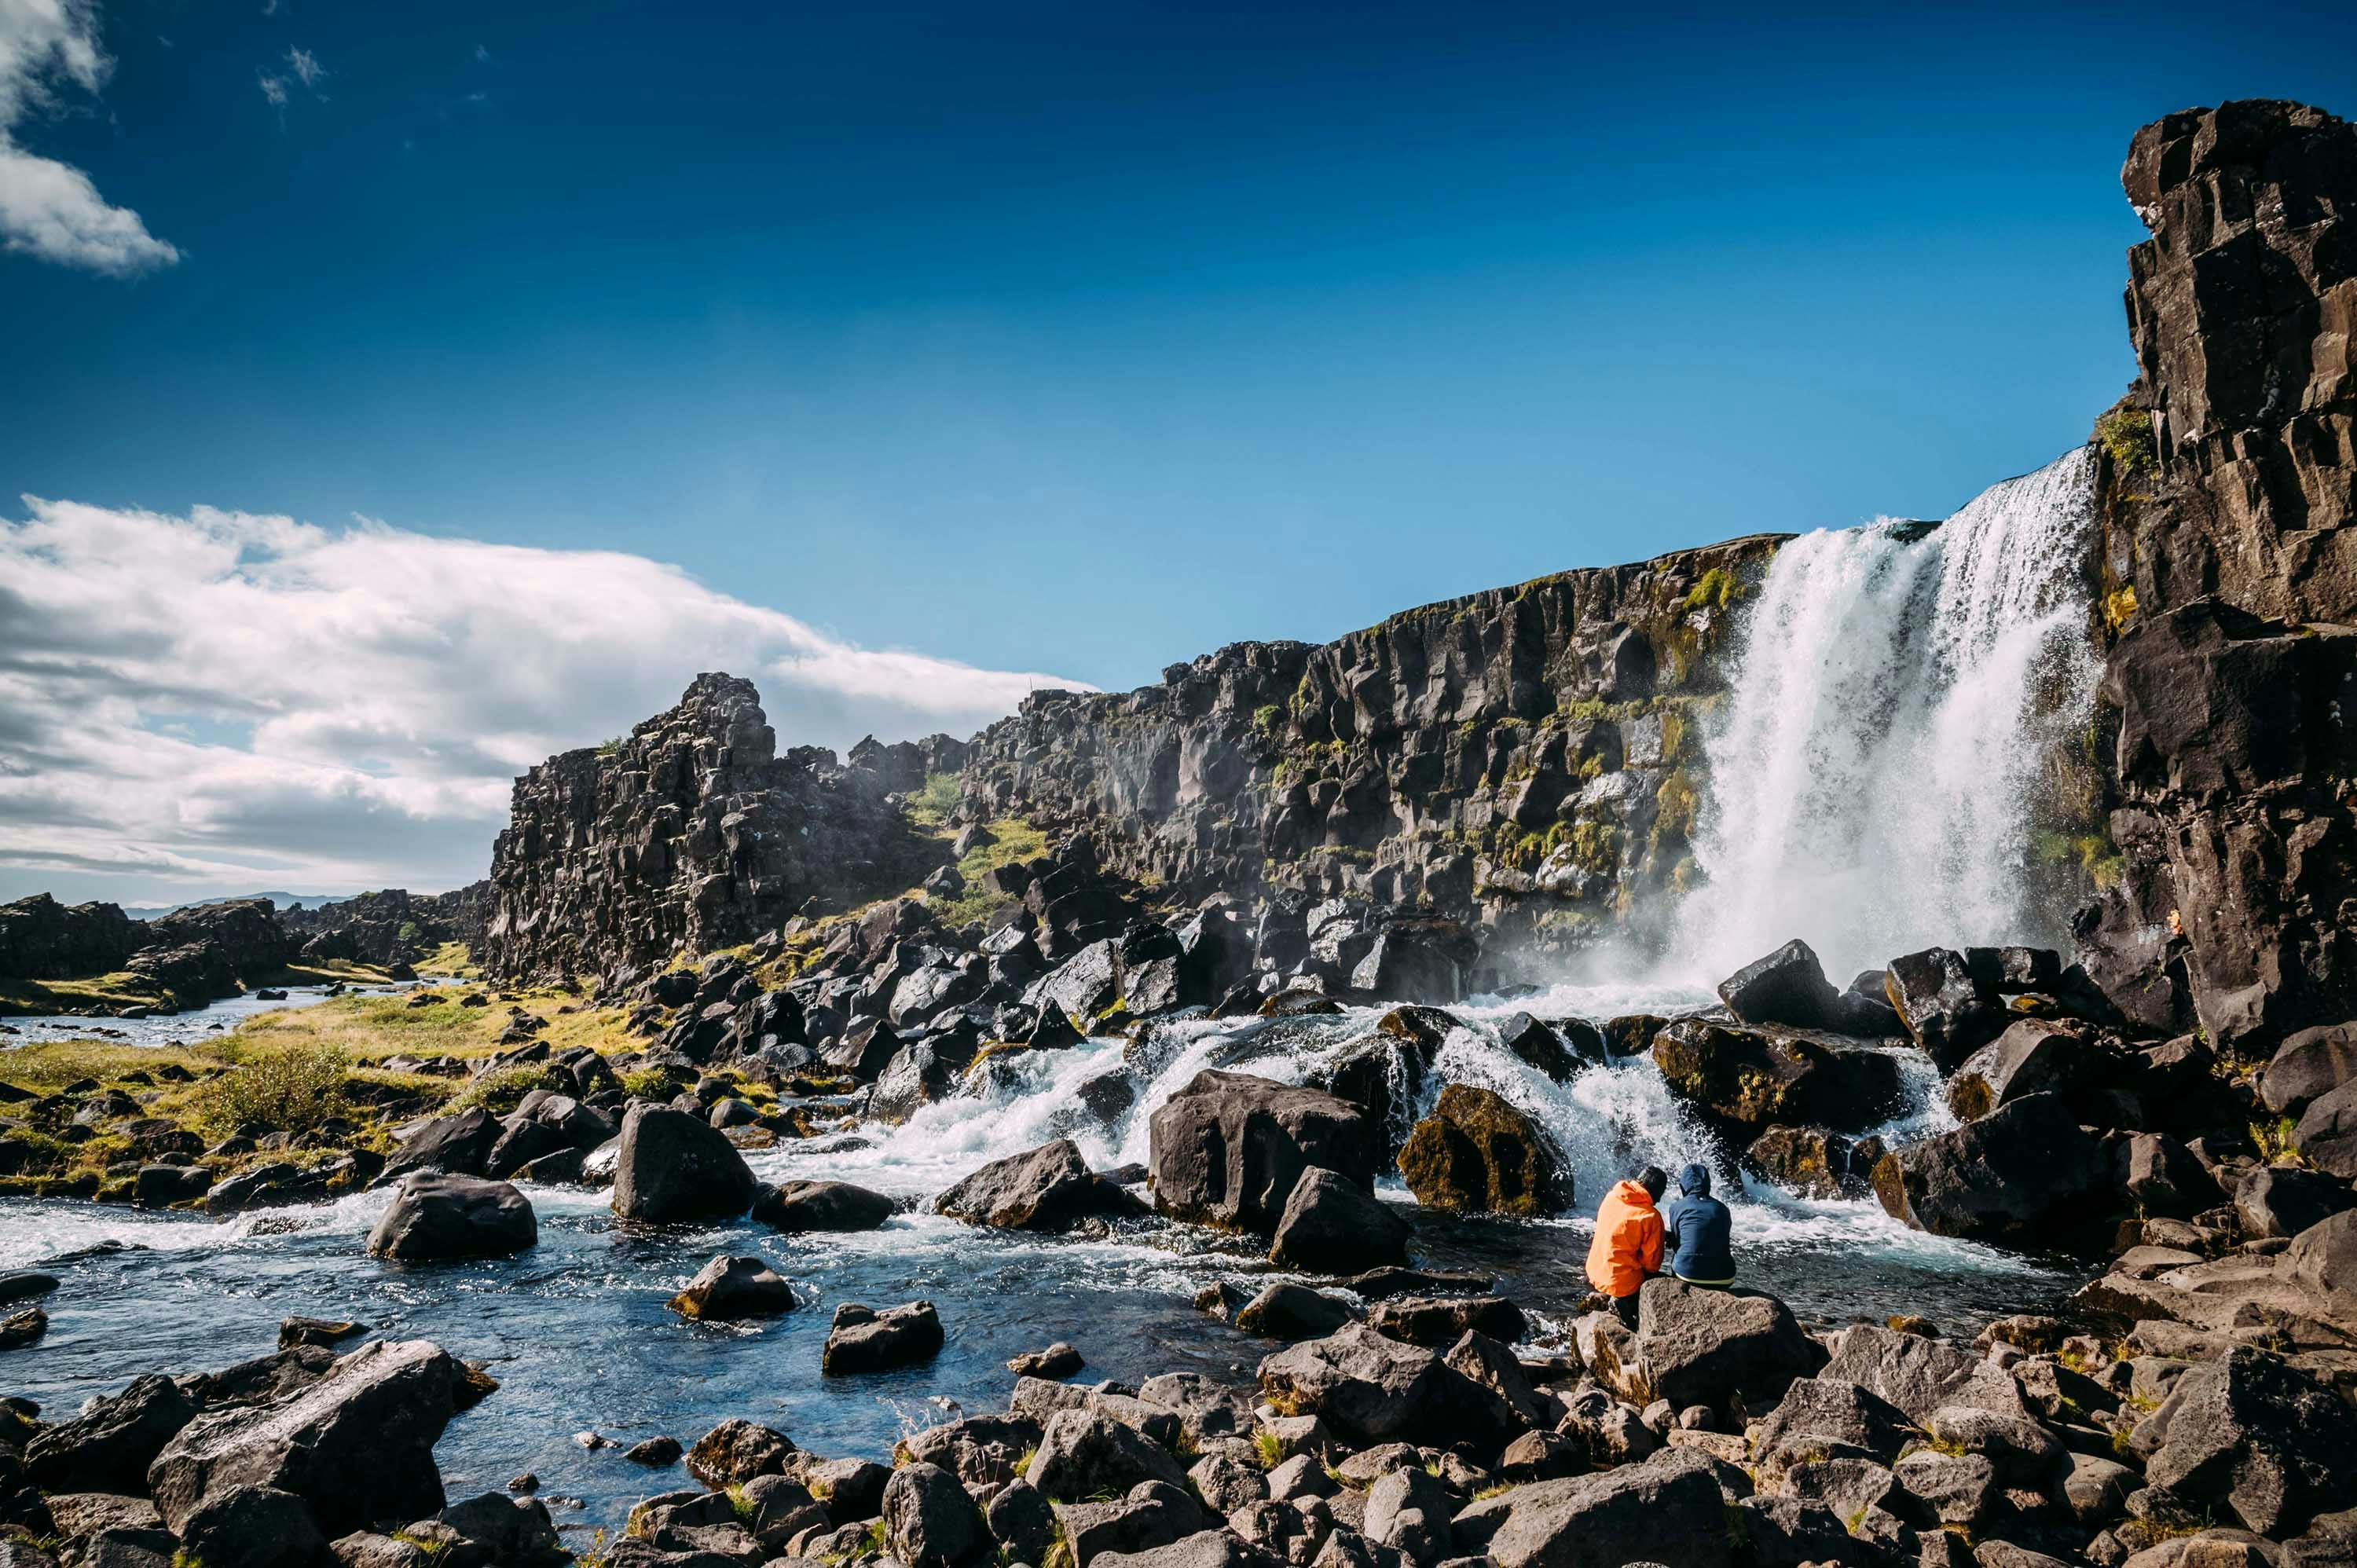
[
  {"xmin": 1395, "ymin": 1084, "xmax": 1571, "ymax": 1216},
  {"xmin": 2282, "ymin": 1209, "xmax": 2357, "ymax": 1304},
  {"xmin": 1255, "ymin": 1321, "xmax": 1519, "ymax": 1449},
  {"xmin": 2295, "ymin": 1079, "xmax": 2357, "ymax": 1178},
  {"xmin": 610, "ymin": 1105, "xmax": 757, "ymax": 1223},
  {"xmin": 147, "ymin": 1338, "xmax": 467, "ymax": 1538},
  {"xmin": 1745, "ymin": 1125, "xmax": 1885, "ymax": 1199},
  {"xmin": 1816, "ymin": 1324, "xmax": 2029, "ymax": 1423},
  {"xmin": 2132, "ymin": 1346, "xmax": 2357, "ymax": 1535},
  {"xmin": 1267, "ymin": 1167, "xmax": 1409, "ymax": 1273},
  {"xmin": 822, "ymin": 1301, "xmax": 943, "ymax": 1374},
  {"xmin": 935, "ymin": 1138, "xmax": 1149, "ymax": 1232},
  {"xmin": 1025, "ymin": 1409, "xmax": 1188, "ymax": 1502},
  {"xmin": 366, "ymin": 1174, "xmax": 537, "ymax": 1262},
  {"xmin": 1148, "ymin": 1071, "xmax": 1379, "ymax": 1233},
  {"xmin": 752, "ymin": 1179, "xmax": 896, "ymax": 1233},
  {"xmin": 1750, "ymin": 1376, "xmax": 1913, "ymax": 1462},
  {"xmin": 24, "ymin": 1375, "xmax": 196, "ymax": 1493},
  {"xmin": 1596, "ymin": 1280, "xmax": 1822, "ymax": 1412},
  {"xmin": 1651, "ymin": 1020, "xmax": 1904, "ymax": 1138},
  {"xmin": 1944, "ymin": 1020, "xmax": 2117, "ymax": 1123},
  {"xmin": 1882, "ymin": 947, "xmax": 2006, "ymax": 1069},
  {"xmin": 668, "ymin": 1255, "xmax": 797, "ymax": 1321},
  {"xmin": 881, "ymin": 1461, "xmax": 989, "ymax": 1568},
  {"xmin": 1871, "ymin": 1093, "xmax": 2115, "ymax": 1248},
  {"xmin": 176, "ymin": 1483, "xmax": 327, "ymax": 1568},
  {"xmin": 2234, "ymin": 1166, "xmax": 2355, "ymax": 1239},
  {"xmin": 378, "ymin": 1109, "xmax": 500, "ymax": 1182},
  {"xmin": 1481, "ymin": 1449, "xmax": 1736, "ymax": 1568},
  {"xmin": 2262, "ymin": 1021, "xmax": 2357, "ymax": 1119},
  {"xmin": 1349, "ymin": 919, "xmax": 1477, "ymax": 1005},
  {"xmin": 1717, "ymin": 939, "xmax": 1841, "ymax": 1031}
]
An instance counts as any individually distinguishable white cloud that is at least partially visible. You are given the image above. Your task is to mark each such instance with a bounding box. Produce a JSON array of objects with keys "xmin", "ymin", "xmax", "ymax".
[
  {"xmin": 0, "ymin": 0, "xmax": 178, "ymax": 274},
  {"xmin": 0, "ymin": 500, "xmax": 1090, "ymax": 903},
  {"xmin": 256, "ymin": 71, "xmax": 285, "ymax": 108},
  {"xmin": 284, "ymin": 45, "xmax": 320, "ymax": 87}
]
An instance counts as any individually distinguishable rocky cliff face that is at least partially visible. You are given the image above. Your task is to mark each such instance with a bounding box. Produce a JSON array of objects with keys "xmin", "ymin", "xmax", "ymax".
[
  {"xmin": 481, "ymin": 675, "xmax": 950, "ymax": 981},
  {"xmin": 2080, "ymin": 101, "xmax": 2357, "ymax": 1045},
  {"xmin": 284, "ymin": 884, "xmax": 492, "ymax": 967},
  {"xmin": 962, "ymin": 537, "xmax": 1782, "ymax": 967},
  {"xmin": 0, "ymin": 894, "xmax": 142, "ymax": 981}
]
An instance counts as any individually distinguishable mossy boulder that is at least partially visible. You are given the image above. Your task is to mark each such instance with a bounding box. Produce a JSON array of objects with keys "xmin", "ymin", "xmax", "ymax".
[{"xmin": 1396, "ymin": 1083, "xmax": 1570, "ymax": 1216}]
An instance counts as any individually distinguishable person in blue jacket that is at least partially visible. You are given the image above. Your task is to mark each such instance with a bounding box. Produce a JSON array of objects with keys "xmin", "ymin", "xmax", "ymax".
[{"xmin": 1662, "ymin": 1162, "xmax": 1736, "ymax": 1288}]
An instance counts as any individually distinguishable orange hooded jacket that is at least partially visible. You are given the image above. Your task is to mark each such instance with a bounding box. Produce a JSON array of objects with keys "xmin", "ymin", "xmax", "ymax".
[{"xmin": 1585, "ymin": 1179, "xmax": 1665, "ymax": 1298}]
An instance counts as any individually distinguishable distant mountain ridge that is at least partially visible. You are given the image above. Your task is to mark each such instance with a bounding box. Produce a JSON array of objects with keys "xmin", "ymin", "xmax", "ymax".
[{"xmin": 119, "ymin": 892, "xmax": 359, "ymax": 921}]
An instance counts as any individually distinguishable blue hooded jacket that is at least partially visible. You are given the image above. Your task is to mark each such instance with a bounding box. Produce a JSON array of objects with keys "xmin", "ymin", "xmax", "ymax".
[{"xmin": 1662, "ymin": 1163, "xmax": 1735, "ymax": 1285}]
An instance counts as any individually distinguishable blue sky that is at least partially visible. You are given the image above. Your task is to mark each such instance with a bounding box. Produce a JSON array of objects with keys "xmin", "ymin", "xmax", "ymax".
[{"xmin": 3, "ymin": 1, "xmax": 2352, "ymax": 903}]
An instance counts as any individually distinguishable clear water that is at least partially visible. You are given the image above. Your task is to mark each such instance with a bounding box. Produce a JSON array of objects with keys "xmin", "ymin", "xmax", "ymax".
[
  {"xmin": 2, "ymin": 980, "xmax": 431, "ymax": 1049},
  {"xmin": 0, "ymin": 452, "xmax": 2106, "ymax": 1534}
]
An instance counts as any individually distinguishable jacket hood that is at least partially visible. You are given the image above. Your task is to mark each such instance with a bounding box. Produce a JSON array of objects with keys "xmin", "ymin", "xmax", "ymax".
[
  {"xmin": 1678, "ymin": 1163, "xmax": 1712, "ymax": 1197},
  {"xmin": 1614, "ymin": 1179, "xmax": 1657, "ymax": 1208}
]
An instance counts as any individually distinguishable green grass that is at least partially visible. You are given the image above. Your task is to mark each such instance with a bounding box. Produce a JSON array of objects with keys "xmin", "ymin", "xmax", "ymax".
[
  {"xmin": 905, "ymin": 771, "xmax": 963, "ymax": 830},
  {"xmin": 180, "ymin": 1042, "xmax": 351, "ymax": 1138},
  {"xmin": 2253, "ymin": 1116, "xmax": 2301, "ymax": 1163},
  {"xmin": 928, "ymin": 815, "xmax": 1051, "ymax": 929},
  {"xmin": 1682, "ymin": 566, "xmax": 1746, "ymax": 613},
  {"xmin": 1252, "ymin": 1429, "xmax": 1284, "ymax": 1470}
]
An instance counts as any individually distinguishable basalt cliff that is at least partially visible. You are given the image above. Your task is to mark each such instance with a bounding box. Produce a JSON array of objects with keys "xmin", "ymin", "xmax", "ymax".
[
  {"xmin": 2080, "ymin": 100, "xmax": 2357, "ymax": 1046},
  {"xmin": 470, "ymin": 98, "xmax": 2357, "ymax": 1062}
]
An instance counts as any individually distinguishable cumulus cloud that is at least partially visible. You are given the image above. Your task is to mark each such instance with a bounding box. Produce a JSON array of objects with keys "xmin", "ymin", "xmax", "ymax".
[
  {"xmin": 0, "ymin": 500, "xmax": 1088, "ymax": 903},
  {"xmin": 0, "ymin": 0, "xmax": 178, "ymax": 274}
]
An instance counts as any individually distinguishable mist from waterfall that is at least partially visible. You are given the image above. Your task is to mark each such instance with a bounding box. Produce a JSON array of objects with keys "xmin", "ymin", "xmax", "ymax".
[{"xmin": 1673, "ymin": 445, "xmax": 2102, "ymax": 985}]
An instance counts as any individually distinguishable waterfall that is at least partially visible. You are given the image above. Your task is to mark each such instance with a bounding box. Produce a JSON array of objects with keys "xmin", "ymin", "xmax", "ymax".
[{"xmin": 1674, "ymin": 445, "xmax": 2101, "ymax": 984}]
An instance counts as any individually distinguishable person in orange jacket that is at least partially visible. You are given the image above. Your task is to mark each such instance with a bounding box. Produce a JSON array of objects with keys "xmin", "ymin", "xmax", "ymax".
[{"xmin": 1585, "ymin": 1165, "xmax": 1668, "ymax": 1328}]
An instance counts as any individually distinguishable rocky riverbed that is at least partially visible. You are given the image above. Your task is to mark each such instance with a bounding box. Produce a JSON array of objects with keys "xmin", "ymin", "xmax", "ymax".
[{"xmin": 5, "ymin": 93, "xmax": 2357, "ymax": 1568}]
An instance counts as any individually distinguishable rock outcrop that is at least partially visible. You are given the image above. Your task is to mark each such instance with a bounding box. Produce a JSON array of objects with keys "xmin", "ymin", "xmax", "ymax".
[
  {"xmin": 2081, "ymin": 101, "xmax": 2357, "ymax": 1043},
  {"xmin": 0, "ymin": 893, "xmax": 142, "ymax": 980},
  {"xmin": 481, "ymin": 674, "xmax": 949, "ymax": 980},
  {"xmin": 284, "ymin": 885, "xmax": 489, "ymax": 967},
  {"xmin": 959, "ymin": 536, "xmax": 1783, "ymax": 970}
]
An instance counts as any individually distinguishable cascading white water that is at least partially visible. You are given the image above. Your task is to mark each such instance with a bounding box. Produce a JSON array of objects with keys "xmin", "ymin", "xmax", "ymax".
[{"xmin": 1674, "ymin": 446, "xmax": 2101, "ymax": 984}]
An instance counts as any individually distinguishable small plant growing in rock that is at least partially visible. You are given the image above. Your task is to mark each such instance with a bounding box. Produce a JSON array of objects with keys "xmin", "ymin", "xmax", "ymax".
[{"xmin": 2095, "ymin": 408, "xmax": 2157, "ymax": 473}]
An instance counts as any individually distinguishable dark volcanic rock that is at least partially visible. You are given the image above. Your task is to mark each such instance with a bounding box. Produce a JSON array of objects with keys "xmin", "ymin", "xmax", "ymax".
[
  {"xmin": 1148, "ymin": 1070, "xmax": 1380, "ymax": 1233},
  {"xmin": 2131, "ymin": 1345, "xmax": 2357, "ymax": 1535},
  {"xmin": 24, "ymin": 1375, "xmax": 196, "ymax": 1493},
  {"xmin": 1872, "ymin": 1092, "xmax": 2114, "ymax": 1248},
  {"xmin": 935, "ymin": 1138, "xmax": 1149, "ymax": 1232},
  {"xmin": 367, "ymin": 1174, "xmax": 538, "ymax": 1261},
  {"xmin": 0, "ymin": 892, "xmax": 142, "ymax": 980},
  {"xmin": 751, "ymin": 1178, "xmax": 896, "ymax": 1233},
  {"xmin": 2078, "ymin": 103, "xmax": 2357, "ymax": 1046},
  {"xmin": 1717, "ymin": 938, "xmax": 1841, "ymax": 1031},
  {"xmin": 1882, "ymin": 947, "xmax": 2005, "ymax": 1070},
  {"xmin": 1651, "ymin": 1019, "xmax": 1904, "ymax": 1138},
  {"xmin": 1395, "ymin": 1083, "xmax": 1571, "ymax": 1215},
  {"xmin": 481, "ymin": 674, "xmax": 942, "ymax": 980},
  {"xmin": 1268, "ymin": 1167, "xmax": 1409, "ymax": 1273},
  {"xmin": 959, "ymin": 533, "xmax": 1781, "ymax": 960},
  {"xmin": 823, "ymin": 1301, "xmax": 944, "ymax": 1374},
  {"xmin": 1746, "ymin": 1125, "xmax": 1886, "ymax": 1200},
  {"xmin": 148, "ymin": 1338, "xmax": 467, "ymax": 1539},
  {"xmin": 668, "ymin": 1254, "xmax": 797, "ymax": 1320},
  {"xmin": 610, "ymin": 1104, "xmax": 757, "ymax": 1223}
]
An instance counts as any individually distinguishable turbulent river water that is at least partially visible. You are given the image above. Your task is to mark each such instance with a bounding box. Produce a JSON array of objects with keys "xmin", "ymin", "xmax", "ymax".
[{"xmin": 2, "ymin": 451, "xmax": 2107, "ymax": 1540}]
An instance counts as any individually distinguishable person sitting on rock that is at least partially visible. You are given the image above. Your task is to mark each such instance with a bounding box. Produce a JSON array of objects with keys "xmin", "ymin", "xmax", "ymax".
[
  {"xmin": 1662, "ymin": 1162, "xmax": 1736, "ymax": 1289},
  {"xmin": 1585, "ymin": 1164, "xmax": 1667, "ymax": 1328}
]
